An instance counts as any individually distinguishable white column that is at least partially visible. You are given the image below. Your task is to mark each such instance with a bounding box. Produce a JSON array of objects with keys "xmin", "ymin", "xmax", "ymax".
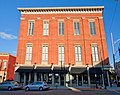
[
  {"xmin": 59, "ymin": 75, "xmax": 60, "ymax": 86},
  {"xmin": 52, "ymin": 74, "xmax": 54, "ymax": 86},
  {"xmin": 70, "ymin": 74, "xmax": 72, "ymax": 86},
  {"xmin": 76, "ymin": 75, "xmax": 79, "ymax": 86},
  {"xmin": 107, "ymin": 71, "xmax": 110, "ymax": 87},
  {"xmin": 66, "ymin": 74, "xmax": 69, "ymax": 87},
  {"xmin": 87, "ymin": 67, "xmax": 90, "ymax": 87},
  {"xmin": 41, "ymin": 74, "xmax": 43, "ymax": 81},
  {"xmin": 46, "ymin": 74, "xmax": 48, "ymax": 82},
  {"xmin": 23, "ymin": 73, "xmax": 26, "ymax": 86},
  {"xmin": 82, "ymin": 75, "xmax": 84, "ymax": 86},
  {"xmin": 29, "ymin": 73, "xmax": 31, "ymax": 83},
  {"xmin": 34, "ymin": 73, "xmax": 37, "ymax": 82}
]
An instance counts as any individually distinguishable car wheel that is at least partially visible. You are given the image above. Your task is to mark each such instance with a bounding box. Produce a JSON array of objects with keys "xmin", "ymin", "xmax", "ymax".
[
  {"xmin": 25, "ymin": 87, "xmax": 30, "ymax": 91},
  {"xmin": 8, "ymin": 87, "xmax": 12, "ymax": 91},
  {"xmin": 39, "ymin": 87, "xmax": 43, "ymax": 91}
]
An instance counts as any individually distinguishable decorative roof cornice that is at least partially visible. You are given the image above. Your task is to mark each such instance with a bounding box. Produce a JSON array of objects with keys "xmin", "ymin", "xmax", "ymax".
[
  {"xmin": 0, "ymin": 52, "xmax": 10, "ymax": 56},
  {"xmin": 18, "ymin": 6, "xmax": 104, "ymax": 14}
]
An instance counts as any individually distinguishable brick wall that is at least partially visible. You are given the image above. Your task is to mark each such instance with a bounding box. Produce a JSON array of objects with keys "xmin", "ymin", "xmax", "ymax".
[{"xmin": 16, "ymin": 12, "xmax": 109, "ymax": 66}]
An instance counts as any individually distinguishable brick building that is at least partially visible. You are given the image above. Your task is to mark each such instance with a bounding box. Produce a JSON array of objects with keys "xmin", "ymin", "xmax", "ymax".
[
  {"xmin": 15, "ymin": 6, "xmax": 110, "ymax": 87},
  {"xmin": 0, "ymin": 53, "xmax": 16, "ymax": 82}
]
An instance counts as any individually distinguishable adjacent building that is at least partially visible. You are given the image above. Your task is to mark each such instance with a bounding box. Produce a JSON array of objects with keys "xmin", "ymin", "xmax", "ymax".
[
  {"xmin": 15, "ymin": 6, "xmax": 110, "ymax": 87},
  {"xmin": 0, "ymin": 53, "xmax": 16, "ymax": 82}
]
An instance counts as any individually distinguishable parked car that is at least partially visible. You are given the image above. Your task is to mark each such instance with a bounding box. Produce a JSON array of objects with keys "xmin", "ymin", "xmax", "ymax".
[
  {"xmin": 24, "ymin": 81, "xmax": 49, "ymax": 91},
  {"xmin": 0, "ymin": 81, "xmax": 22, "ymax": 91}
]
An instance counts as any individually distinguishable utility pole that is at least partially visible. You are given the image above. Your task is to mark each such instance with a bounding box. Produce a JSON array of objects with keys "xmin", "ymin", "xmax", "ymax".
[
  {"xmin": 111, "ymin": 33, "xmax": 116, "ymax": 68},
  {"xmin": 111, "ymin": 33, "xmax": 120, "ymax": 67}
]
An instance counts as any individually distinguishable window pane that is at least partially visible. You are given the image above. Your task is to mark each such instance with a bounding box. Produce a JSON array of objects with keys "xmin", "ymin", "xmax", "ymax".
[
  {"xmin": 62, "ymin": 22, "xmax": 64, "ymax": 35},
  {"xmin": 58, "ymin": 46, "xmax": 64, "ymax": 62},
  {"xmin": 74, "ymin": 22, "xmax": 80, "ymax": 35},
  {"xmin": 42, "ymin": 45, "xmax": 48, "ymax": 61},
  {"xmin": 29, "ymin": 47, "xmax": 32, "ymax": 53},
  {"xmin": 58, "ymin": 21, "xmax": 64, "ymax": 35},
  {"xmin": 26, "ymin": 44, "xmax": 32, "ymax": 61},
  {"xmin": 26, "ymin": 54, "xmax": 29, "ymax": 60},
  {"xmin": 3, "ymin": 61, "xmax": 7, "ymax": 69},
  {"xmin": 43, "ymin": 21, "xmax": 49, "ymax": 35},
  {"xmin": 75, "ymin": 46, "xmax": 81, "ymax": 62},
  {"xmin": 89, "ymin": 22, "xmax": 96, "ymax": 35},
  {"xmin": 28, "ymin": 21, "xmax": 34, "ymax": 36},
  {"xmin": 92, "ymin": 46, "xmax": 99, "ymax": 62}
]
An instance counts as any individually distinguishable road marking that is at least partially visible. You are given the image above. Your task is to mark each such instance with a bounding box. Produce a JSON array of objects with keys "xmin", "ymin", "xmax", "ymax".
[{"xmin": 67, "ymin": 87, "xmax": 81, "ymax": 92}]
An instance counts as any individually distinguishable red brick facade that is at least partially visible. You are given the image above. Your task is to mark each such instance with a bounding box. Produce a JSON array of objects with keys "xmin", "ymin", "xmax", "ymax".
[
  {"xmin": 17, "ymin": 7, "xmax": 109, "ymax": 66},
  {"xmin": 0, "ymin": 53, "xmax": 16, "ymax": 82}
]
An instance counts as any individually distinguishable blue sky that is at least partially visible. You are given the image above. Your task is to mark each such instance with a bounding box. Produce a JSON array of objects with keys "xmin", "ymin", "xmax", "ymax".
[{"xmin": 0, "ymin": 0, "xmax": 120, "ymax": 66}]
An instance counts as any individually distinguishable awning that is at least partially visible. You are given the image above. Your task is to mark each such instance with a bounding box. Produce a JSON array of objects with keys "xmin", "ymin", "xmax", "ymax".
[
  {"xmin": 83, "ymin": 67, "xmax": 103, "ymax": 74},
  {"xmin": 16, "ymin": 66, "xmax": 51, "ymax": 73},
  {"xmin": 16, "ymin": 66, "xmax": 33, "ymax": 73},
  {"xmin": 70, "ymin": 67, "xmax": 86, "ymax": 74},
  {"xmin": 34, "ymin": 67, "xmax": 51, "ymax": 73},
  {"xmin": 52, "ymin": 67, "xmax": 69, "ymax": 74},
  {"xmin": 89, "ymin": 67, "xmax": 102, "ymax": 74}
]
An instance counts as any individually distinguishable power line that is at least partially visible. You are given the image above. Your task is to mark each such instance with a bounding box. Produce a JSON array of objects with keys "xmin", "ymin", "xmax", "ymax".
[{"xmin": 106, "ymin": 0, "xmax": 118, "ymax": 40}]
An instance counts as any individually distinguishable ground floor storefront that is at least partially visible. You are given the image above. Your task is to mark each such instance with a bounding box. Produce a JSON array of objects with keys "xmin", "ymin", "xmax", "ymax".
[{"xmin": 14, "ymin": 66, "xmax": 111, "ymax": 87}]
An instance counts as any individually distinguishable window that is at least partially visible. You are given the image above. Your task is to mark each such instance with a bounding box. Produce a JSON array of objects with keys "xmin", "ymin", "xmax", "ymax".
[
  {"xmin": 42, "ymin": 45, "xmax": 48, "ymax": 61},
  {"xmin": 74, "ymin": 21, "xmax": 80, "ymax": 35},
  {"xmin": 58, "ymin": 21, "xmax": 64, "ymax": 35},
  {"xmin": 89, "ymin": 21, "xmax": 96, "ymax": 35},
  {"xmin": 91, "ymin": 45, "xmax": 99, "ymax": 62},
  {"xmin": 3, "ymin": 61, "xmax": 7, "ymax": 69},
  {"xmin": 26, "ymin": 44, "xmax": 32, "ymax": 61},
  {"xmin": 58, "ymin": 46, "xmax": 64, "ymax": 62},
  {"xmin": 28, "ymin": 21, "xmax": 34, "ymax": 35},
  {"xmin": 75, "ymin": 46, "xmax": 82, "ymax": 62},
  {"xmin": 43, "ymin": 21, "xmax": 49, "ymax": 35}
]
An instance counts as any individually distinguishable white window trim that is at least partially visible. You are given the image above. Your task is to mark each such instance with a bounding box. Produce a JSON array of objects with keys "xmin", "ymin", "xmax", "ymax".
[
  {"xmin": 58, "ymin": 45, "xmax": 64, "ymax": 65},
  {"xmin": 25, "ymin": 43, "xmax": 33, "ymax": 61},
  {"xmin": 3, "ymin": 60, "xmax": 7, "ymax": 70},
  {"xmin": 73, "ymin": 21, "xmax": 80, "ymax": 35},
  {"xmin": 43, "ymin": 20, "xmax": 49, "ymax": 36},
  {"xmin": 42, "ymin": 45, "xmax": 48, "ymax": 62},
  {"xmin": 28, "ymin": 20, "xmax": 35, "ymax": 36},
  {"xmin": 89, "ymin": 20, "xmax": 96, "ymax": 36},
  {"xmin": 91, "ymin": 44, "xmax": 99, "ymax": 62},
  {"xmin": 74, "ymin": 45, "xmax": 82, "ymax": 63},
  {"xmin": 58, "ymin": 20, "xmax": 64, "ymax": 36}
]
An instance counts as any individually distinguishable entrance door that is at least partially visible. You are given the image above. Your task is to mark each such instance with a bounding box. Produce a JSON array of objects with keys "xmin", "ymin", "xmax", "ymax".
[
  {"xmin": 60, "ymin": 74, "xmax": 64, "ymax": 86},
  {"xmin": 54, "ymin": 73, "xmax": 59, "ymax": 86},
  {"xmin": 78, "ymin": 75, "xmax": 82, "ymax": 86}
]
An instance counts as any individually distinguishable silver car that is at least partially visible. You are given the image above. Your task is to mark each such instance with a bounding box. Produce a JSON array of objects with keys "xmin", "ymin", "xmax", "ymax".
[
  {"xmin": 24, "ymin": 81, "xmax": 49, "ymax": 91},
  {"xmin": 0, "ymin": 81, "xmax": 22, "ymax": 91}
]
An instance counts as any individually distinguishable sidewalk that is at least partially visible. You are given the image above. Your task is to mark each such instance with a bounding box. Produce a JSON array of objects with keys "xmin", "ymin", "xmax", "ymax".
[{"xmin": 107, "ymin": 86, "xmax": 120, "ymax": 93}]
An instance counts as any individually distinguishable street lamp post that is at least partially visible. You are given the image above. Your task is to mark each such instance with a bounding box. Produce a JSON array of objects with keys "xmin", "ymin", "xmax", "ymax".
[
  {"xmin": 111, "ymin": 33, "xmax": 120, "ymax": 68},
  {"xmin": 86, "ymin": 64, "xmax": 90, "ymax": 87},
  {"xmin": 31, "ymin": 63, "xmax": 36, "ymax": 83},
  {"xmin": 111, "ymin": 33, "xmax": 120, "ymax": 81}
]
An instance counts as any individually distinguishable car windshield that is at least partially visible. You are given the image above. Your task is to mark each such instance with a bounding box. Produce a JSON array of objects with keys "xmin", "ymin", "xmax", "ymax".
[{"xmin": 30, "ymin": 82, "xmax": 43, "ymax": 85}]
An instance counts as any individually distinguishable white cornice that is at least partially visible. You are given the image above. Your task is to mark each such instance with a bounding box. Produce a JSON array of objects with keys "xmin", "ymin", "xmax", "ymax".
[{"xmin": 18, "ymin": 6, "xmax": 104, "ymax": 14}]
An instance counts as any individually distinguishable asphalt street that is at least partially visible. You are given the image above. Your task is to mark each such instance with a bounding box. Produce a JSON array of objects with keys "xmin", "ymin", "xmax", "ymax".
[{"xmin": 0, "ymin": 88, "xmax": 120, "ymax": 95}]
